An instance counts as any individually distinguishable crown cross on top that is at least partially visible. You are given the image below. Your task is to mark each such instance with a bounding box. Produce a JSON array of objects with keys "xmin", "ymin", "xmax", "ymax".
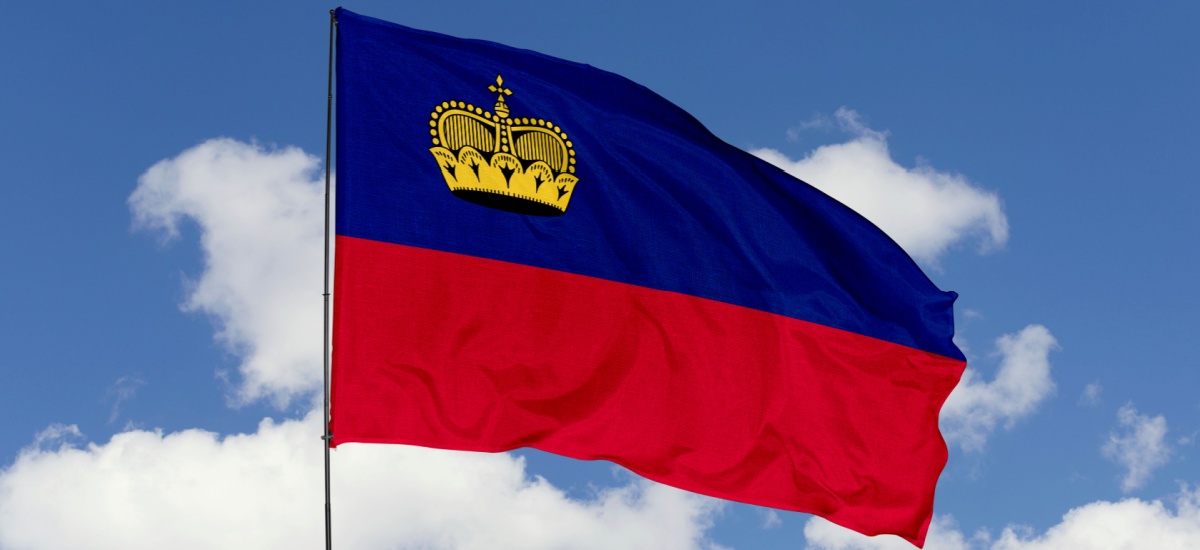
[
  {"xmin": 427, "ymin": 74, "xmax": 579, "ymax": 216},
  {"xmin": 488, "ymin": 75, "xmax": 513, "ymax": 117}
]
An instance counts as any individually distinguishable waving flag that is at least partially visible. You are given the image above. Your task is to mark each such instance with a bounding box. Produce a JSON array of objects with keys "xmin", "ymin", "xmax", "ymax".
[{"xmin": 329, "ymin": 8, "xmax": 965, "ymax": 546}]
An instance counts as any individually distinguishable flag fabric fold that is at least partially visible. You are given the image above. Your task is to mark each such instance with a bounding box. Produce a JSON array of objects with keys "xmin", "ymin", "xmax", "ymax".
[{"xmin": 330, "ymin": 8, "xmax": 965, "ymax": 546}]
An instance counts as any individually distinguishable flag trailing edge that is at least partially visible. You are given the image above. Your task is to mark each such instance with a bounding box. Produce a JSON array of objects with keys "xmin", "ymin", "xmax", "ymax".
[{"xmin": 329, "ymin": 8, "xmax": 966, "ymax": 547}]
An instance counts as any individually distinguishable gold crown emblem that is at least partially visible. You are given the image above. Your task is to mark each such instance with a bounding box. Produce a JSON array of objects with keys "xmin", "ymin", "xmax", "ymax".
[{"xmin": 429, "ymin": 75, "xmax": 579, "ymax": 216}]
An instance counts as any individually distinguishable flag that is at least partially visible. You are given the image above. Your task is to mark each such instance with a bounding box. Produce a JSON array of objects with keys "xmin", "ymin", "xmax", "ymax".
[{"xmin": 329, "ymin": 8, "xmax": 965, "ymax": 546}]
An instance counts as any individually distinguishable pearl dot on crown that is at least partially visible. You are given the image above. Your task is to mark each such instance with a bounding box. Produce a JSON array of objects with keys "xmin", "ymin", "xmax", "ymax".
[
  {"xmin": 441, "ymin": 102, "xmax": 449, "ymax": 109},
  {"xmin": 430, "ymin": 129, "xmax": 437, "ymax": 136},
  {"xmin": 432, "ymin": 138, "xmax": 439, "ymax": 145}
]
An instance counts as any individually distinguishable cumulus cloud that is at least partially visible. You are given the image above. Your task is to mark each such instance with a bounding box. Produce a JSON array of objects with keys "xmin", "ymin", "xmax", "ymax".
[
  {"xmin": 26, "ymin": 424, "xmax": 85, "ymax": 454},
  {"xmin": 940, "ymin": 325, "xmax": 1058, "ymax": 452},
  {"xmin": 0, "ymin": 138, "xmax": 734, "ymax": 549},
  {"xmin": 129, "ymin": 139, "xmax": 326, "ymax": 408},
  {"xmin": 129, "ymin": 128, "xmax": 1005, "ymax": 408},
  {"xmin": 1103, "ymin": 403, "xmax": 1172, "ymax": 493},
  {"xmin": 804, "ymin": 485, "xmax": 1200, "ymax": 549},
  {"xmin": 101, "ymin": 134, "xmax": 1017, "ymax": 548},
  {"xmin": 0, "ymin": 410, "xmax": 721, "ymax": 550},
  {"xmin": 804, "ymin": 514, "xmax": 983, "ymax": 550},
  {"xmin": 752, "ymin": 108, "xmax": 1008, "ymax": 265},
  {"xmin": 988, "ymin": 486, "xmax": 1200, "ymax": 550}
]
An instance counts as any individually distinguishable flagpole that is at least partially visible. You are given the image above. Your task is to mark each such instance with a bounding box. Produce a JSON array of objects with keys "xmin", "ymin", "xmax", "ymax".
[{"xmin": 323, "ymin": 8, "xmax": 337, "ymax": 550}]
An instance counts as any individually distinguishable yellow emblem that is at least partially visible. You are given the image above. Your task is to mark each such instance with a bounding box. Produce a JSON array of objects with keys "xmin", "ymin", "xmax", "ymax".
[{"xmin": 429, "ymin": 75, "xmax": 578, "ymax": 216}]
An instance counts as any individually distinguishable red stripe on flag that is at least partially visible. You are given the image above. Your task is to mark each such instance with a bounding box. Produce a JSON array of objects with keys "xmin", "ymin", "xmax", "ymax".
[{"xmin": 331, "ymin": 235, "xmax": 964, "ymax": 545}]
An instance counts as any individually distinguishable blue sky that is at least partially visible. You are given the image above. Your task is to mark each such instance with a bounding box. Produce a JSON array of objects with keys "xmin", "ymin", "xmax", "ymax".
[{"xmin": 2, "ymin": 1, "xmax": 1198, "ymax": 548}]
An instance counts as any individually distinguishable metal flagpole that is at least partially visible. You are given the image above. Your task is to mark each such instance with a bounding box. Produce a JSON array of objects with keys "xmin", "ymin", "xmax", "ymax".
[{"xmin": 323, "ymin": 8, "xmax": 337, "ymax": 550}]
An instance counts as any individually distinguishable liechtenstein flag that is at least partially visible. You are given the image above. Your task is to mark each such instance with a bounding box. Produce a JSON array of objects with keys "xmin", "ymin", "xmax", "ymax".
[{"xmin": 330, "ymin": 8, "xmax": 966, "ymax": 547}]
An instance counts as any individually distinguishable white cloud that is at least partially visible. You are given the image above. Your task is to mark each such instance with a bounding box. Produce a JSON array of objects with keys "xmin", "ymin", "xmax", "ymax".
[
  {"xmin": 761, "ymin": 509, "xmax": 783, "ymax": 530},
  {"xmin": 129, "ymin": 138, "xmax": 327, "ymax": 408},
  {"xmin": 26, "ymin": 424, "xmax": 85, "ymax": 453},
  {"xmin": 0, "ymin": 138, "xmax": 735, "ymax": 549},
  {"xmin": 803, "ymin": 514, "xmax": 982, "ymax": 550},
  {"xmin": 753, "ymin": 108, "xmax": 1008, "ymax": 265},
  {"xmin": 940, "ymin": 325, "xmax": 1058, "ymax": 452},
  {"xmin": 101, "ymin": 135, "xmax": 1019, "ymax": 548},
  {"xmin": 1078, "ymin": 381, "xmax": 1103, "ymax": 406},
  {"xmin": 128, "ymin": 128, "xmax": 1004, "ymax": 409},
  {"xmin": 104, "ymin": 375, "xmax": 146, "ymax": 425},
  {"xmin": 786, "ymin": 112, "xmax": 837, "ymax": 140},
  {"xmin": 804, "ymin": 486, "xmax": 1200, "ymax": 550},
  {"xmin": 0, "ymin": 410, "xmax": 721, "ymax": 550},
  {"xmin": 1103, "ymin": 403, "xmax": 1172, "ymax": 493},
  {"xmin": 991, "ymin": 485, "xmax": 1200, "ymax": 549}
]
